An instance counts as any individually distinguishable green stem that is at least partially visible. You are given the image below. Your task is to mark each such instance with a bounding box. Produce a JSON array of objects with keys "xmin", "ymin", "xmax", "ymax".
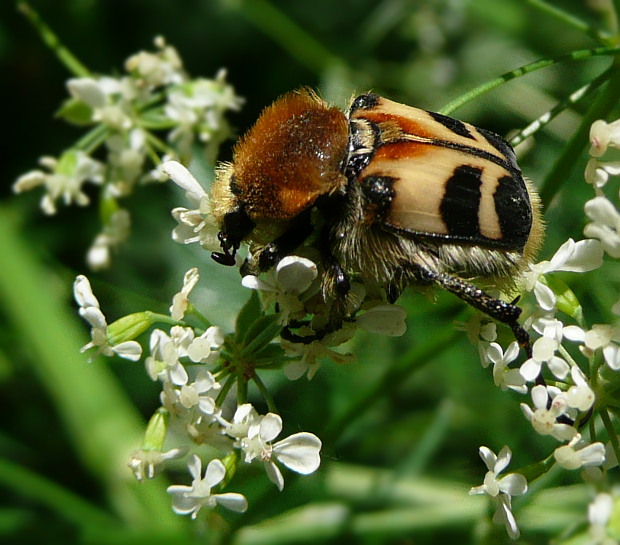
[
  {"xmin": 237, "ymin": 375, "xmax": 248, "ymax": 405},
  {"xmin": 215, "ymin": 373, "xmax": 236, "ymax": 407},
  {"xmin": 237, "ymin": 0, "xmax": 343, "ymax": 75},
  {"xmin": 526, "ymin": 0, "xmax": 609, "ymax": 42},
  {"xmin": 539, "ymin": 63, "xmax": 620, "ymax": 212},
  {"xmin": 186, "ymin": 303, "xmax": 213, "ymax": 329},
  {"xmin": 18, "ymin": 2, "xmax": 90, "ymax": 77},
  {"xmin": 143, "ymin": 311, "xmax": 185, "ymax": 327},
  {"xmin": 557, "ymin": 344, "xmax": 579, "ymax": 371},
  {"xmin": 439, "ymin": 45, "xmax": 620, "ymax": 116},
  {"xmin": 252, "ymin": 372, "xmax": 278, "ymax": 413},
  {"xmin": 600, "ymin": 408, "xmax": 620, "ymax": 464},
  {"xmin": 510, "ymin": 67, "xmax": 612, "ymax": 147},
  {"xmin": 74, "ymin": 124, "xmax": 110, "ymax": 155}
]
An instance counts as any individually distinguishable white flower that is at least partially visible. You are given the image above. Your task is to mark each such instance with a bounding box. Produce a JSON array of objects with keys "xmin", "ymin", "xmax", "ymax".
[
  {"xmin": 589, "ymin": 118, "xmax": 620, "ymax": 157},
  {"xmin": 237, "ymin": 412, "xmax": 322, "ymax": 491},
  {"xmin": 176, "ymin": 370, "xmax": 221, "ymax": 416},
  {"xmin": 167, "ymin": 456, "xmax": 248, "ymax": 518},
  {"xmin": 584, "ymin": 158, "xmax": 620, "ymax": 192},
  {"xmin": 520, "ymin": 321, "xmax": 569, "ymax": 381},
  {"xmin": 186, "ymin": 326, "xmax": 224, "ymax": 364},
  {"xmin": 554, "ymin": 433, "xmax": 606, "ymax": 469},
  {"xmin": 564, "ymin": 323, "xmax": 620, "ymax": 371},
  {"xmin": 282, "ymin": 326, "xmax": 356, "ymax": 380},
  {"xmin": 14, "ymin": 151, "xmax": 104, "ymax": 215},
  {"xmin": 584, "ymin": 197, "xmax": 620, "ymax": 259},
  {"xmin": 86, "ymin": 209, "xmax": 131, "ymax": 271},
  {"xmin": 161, "ymin": 161, "xmax": 221, "ymax": 252},
  {"xmin": 524, "ymin": 238, "xmax": 604, "ymax": 310},
  {"xmin": 221, "ymin": 403, "xmax": 260, "ymax": 440},
  {"xmin": 588, "ymin": 493, "xmax": 616, "ymax": 545},
  {"xmin": 483, "ymin": 342, "xmax": 527, "ymax": 393},
  {"xmin": 165, "ymin": 71, "xmax": 243, "ymax": 159},
  {"xmin": 125, "ymin": 36, "xmax": 185, "ymax": 88},
  {"xmin": 105, "ymin": 129, "xmax": 147, "ymax": 193},
  {"xmin": 128, "ymin": 447, "xmax": 185, "ymax": 482},
  {"xmin": 456, "ymin": 314, "xmax": 497, "ymax": 346},
  {"xmin": 67, "ymin": 76, "xmax": 134, "ymax": 130},
  {"xmin": 170, "ymin": 268, "xmax": 200, "ymax": 320},
  {"xmin": 355, "ymin": 304, "xmax": 407, "ymax": 336},
  {"xmin": 242, "ymin": 256, "xmax": 319, "ymax": 325},
  {"xmin": 469, "ymin": 446, "xmax": 528, "ymax": 539},
  {"xmin": 520, "ymin": 385, "xmax": 577, "ymax": 441},
  {"xmin": 144, "ymin": 328, "xmax": 190, "ymax": 385},
  {"xmin": 565, "ymin": 365, "xmax": 595, "ymax": 411},
  {"xmin": 73, "ymin": 275, "xmax": 142, "ymax": 361}
]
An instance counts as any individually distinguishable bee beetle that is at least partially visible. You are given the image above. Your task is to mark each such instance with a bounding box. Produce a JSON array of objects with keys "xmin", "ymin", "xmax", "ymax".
[{"xmin": 210, "ymin": 89, "xmax": 544, "ymax": 354}]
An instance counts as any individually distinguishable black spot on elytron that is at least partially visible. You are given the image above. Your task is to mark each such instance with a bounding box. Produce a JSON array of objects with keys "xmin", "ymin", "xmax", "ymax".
[
  {"xmin": 350, "ymin": 93, "xmax": 380, "ymax": 112},
  {"xmin": 428, "ymin": 111, "xmax": 475, "ymax": 140},
  {"xmin": 477, "ymin": 127, "xmax": 519, "ymax": 169},
  {"xmin": 360, "ymin": 175, "xmax": 396, "ymax": 218},
  {"xmin": 494, "ymin": 175, "xmax": 532, "ymax": 250},
  {"xmin": 440, "ymin": 165, "xmax": 482, "ymax": 238}
]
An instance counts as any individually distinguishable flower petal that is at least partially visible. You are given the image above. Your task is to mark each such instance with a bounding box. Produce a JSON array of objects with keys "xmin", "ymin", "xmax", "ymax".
[
  {"xmin": 273, "ymin": 432, "xmax": 322, "ymax": 474},
  {"xmin": 161, "ymin": 161, "xmax": 207, "ymax": 202},
  {"xmin": 112, "ymin": 340, "xmax": 143, "ymax": 361},
  {"xmin": 264, "ymin": 460, "xmax": 284, "ymax": 491},
  {"xmin": 204, "ymin": 458, "xmax": 226, "ymax": 487},
  {"xmin": 259, "ymin": 413, "xmax": 283, "ymax": 442},
  {"xmin": 214, "ymin": 492, "xmax": 248, "ymax": 512}
]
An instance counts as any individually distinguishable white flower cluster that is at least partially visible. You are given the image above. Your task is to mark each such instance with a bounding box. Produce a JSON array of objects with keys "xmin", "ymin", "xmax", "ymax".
[
  {"xmin": 14, "ymin": 37, "xmax": 243, "ymax": 270},
  {"xmin": 465, "ymin": 117, "xmax": 620, "ymax": 539},
  {"xmin": 74, "ymin": 267, "xmax": 323, "ymax": 518},
  {"xmin": 162, "ymin": 161, "xmax": 409, "ymax": 380}
]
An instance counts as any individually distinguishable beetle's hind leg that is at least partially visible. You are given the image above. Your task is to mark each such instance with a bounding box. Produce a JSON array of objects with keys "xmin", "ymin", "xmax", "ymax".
[{"xmin": 418, "ymin": 268, "xmax": 532, "ymax": 358}]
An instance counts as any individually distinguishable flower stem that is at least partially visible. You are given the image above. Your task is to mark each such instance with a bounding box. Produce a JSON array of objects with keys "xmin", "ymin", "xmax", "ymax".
[
  {"xmin": 526, "ymin": 0, "xmax": 609, "ymax": 42},
  {"xmin": 252, "ymin": 372, "xmax": 278, "ymax": 413},
  {"xmin": 509, "ymin": 67, "xmax": 613, "ymax": 147},
  {"xmin": 439, "ymin": 45, "xmax": 620, "ymax": 116},
  {"xmin": 600, "ymin": 408, "xmax": 620, "ymax": 464},
  {"xmin": 186, "ymin": 303, "xmax": 212, "ymax": 329},
  {"xmin": 540, "ymin": 62, "xmax": 620, "ymax": 211},
  {"xmin": 74, "ymin": 125, "xmax": 110, "ymax": 155},
  {"xmin": 18, "ymin": 2, "xmax": 90, "ymax": 77},
  {"xmin": 215, "ymin": 373, "xmax": 236, "ymax": 407}
]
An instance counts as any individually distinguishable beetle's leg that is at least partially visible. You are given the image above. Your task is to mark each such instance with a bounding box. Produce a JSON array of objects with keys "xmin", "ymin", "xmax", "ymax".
[{"xmin": 418, "ymin": 268, "xmax": 532, "ymax": 358}]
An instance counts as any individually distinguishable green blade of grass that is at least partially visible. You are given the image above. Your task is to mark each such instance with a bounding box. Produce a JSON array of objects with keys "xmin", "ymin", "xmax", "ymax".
[{"xmin": 0, "ymin": 204, "xmax": 183, "ymax": 531}]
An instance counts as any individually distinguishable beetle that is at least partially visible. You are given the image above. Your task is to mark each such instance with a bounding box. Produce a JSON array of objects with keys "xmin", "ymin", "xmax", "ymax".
[{"xmin": 209, "ymin": 89, "xmax": 544, "ymax": 353}]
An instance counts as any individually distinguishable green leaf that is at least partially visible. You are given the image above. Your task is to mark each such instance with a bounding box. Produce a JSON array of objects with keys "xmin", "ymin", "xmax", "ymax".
[
  {"xmin": 240, "ymin": 315, "xmax": 282, "ymax": 358},
  {"xmin": 235, "ymin": 292, "xmax": 263, "ymax": 343},
  {"xmin": 545, "ymin": 276, "xmax": 584, "ymax": 323},
  {"xmin": 56, "ymin": 98, "xmax": 94, "ymax": 126}
]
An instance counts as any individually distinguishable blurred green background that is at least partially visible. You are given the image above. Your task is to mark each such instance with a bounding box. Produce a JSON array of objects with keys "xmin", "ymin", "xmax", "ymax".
[{"xmin": 1, "ymin": 1, "xmax": 618, "ymax": 543}]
